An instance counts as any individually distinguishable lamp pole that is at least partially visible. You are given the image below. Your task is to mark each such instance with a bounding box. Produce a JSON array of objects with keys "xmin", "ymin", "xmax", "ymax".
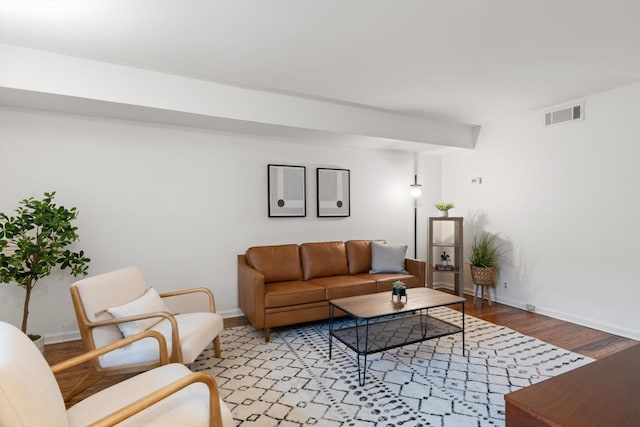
[
  {"xmin": 414, "ymin": 197, "xmax": 418, "ymax": 259},
  {"xmin": 409, "ymin": 174, "xmax": 422, "ymax": 259}
]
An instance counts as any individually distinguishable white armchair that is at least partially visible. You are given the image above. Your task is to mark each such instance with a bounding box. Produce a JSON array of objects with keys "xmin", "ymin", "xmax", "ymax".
[
  {"xmin": 0, "ymin": 321, "xmax": 234, "ymax": 427},
  {"xmin": 68, "ymin": 266, "xmax": 223, "ymax": 401}
]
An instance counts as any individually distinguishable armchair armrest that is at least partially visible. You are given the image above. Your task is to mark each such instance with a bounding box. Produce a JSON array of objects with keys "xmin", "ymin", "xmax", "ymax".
[
  {"xmin": 160, "ymin": 287, "xmax": 216, "ymax": 312},
  {"xmin": 87, "ymin": 372, "xmax": 223, "ymax": 427},
  {"xmin": 238, "ymin": 254, "xmax": 266, "ymax": 329},
  {"xmin": 405, "ymin": 258, "xmax": 426, "ymax": 286},
  {"xmin": 51, "ymin": 330, "xmax": 169, "ymax": 375},
  {"xmin": 86, "ymin": 311, "xmax": 182, "ymax": 363}
]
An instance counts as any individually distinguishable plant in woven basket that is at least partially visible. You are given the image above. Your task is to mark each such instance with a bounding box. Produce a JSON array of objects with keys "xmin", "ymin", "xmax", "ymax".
[{"xmin": 469, "ymin": 232, "xmax": 507, "ymax": 286}]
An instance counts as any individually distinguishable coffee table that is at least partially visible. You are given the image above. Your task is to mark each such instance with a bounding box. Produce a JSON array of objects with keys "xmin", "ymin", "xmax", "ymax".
[{"xmin": 329, "ymin": 287, "xmax": 466, "ymax": 385}]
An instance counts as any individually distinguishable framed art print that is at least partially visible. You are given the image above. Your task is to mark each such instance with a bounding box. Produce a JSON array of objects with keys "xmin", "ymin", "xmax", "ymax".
[
  {"xmin": 317, "ymin": 167, "xmax": 350, "ymax": 217},
  {"xmin": 268, "ymin": 164, "xmax": 306, "ymax": 217}
]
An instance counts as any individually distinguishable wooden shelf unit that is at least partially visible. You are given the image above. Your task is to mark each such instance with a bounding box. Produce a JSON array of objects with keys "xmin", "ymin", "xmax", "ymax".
[{"xmin": 427, "ymin": 216, "xmax": 464, "ymax": 296}]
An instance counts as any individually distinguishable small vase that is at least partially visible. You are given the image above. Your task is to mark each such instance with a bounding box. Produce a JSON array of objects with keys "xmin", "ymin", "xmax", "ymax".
[
  {"xmin": 30, "ymin": 335, "xmax": 45, "ymax": 354},
  {"xmin": 391, "ymin": 287, "xmax": 407, "ymax": 302},
  {"xmin": 442, "ymin": 260, "xmax": 448, "ymax": 266},
  {"xmin": 438, "ymin": 210, "xmax": 448, "ymax": 217}
]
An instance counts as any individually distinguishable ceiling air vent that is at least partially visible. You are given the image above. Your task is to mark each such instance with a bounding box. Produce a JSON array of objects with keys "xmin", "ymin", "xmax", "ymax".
[{"xmin": 544, "ymin": 102, "xmax": 584, "ymax": 126}]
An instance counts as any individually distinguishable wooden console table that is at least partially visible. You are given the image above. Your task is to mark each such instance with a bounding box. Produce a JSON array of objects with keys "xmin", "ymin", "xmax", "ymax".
[{"xmin": 504, "ymin": 344, "xmax": 639, "ymax": 427}]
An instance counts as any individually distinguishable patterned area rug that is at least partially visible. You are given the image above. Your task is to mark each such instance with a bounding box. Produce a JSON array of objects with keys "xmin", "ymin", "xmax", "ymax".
[{"xmin": 193, "ymin": 308, "xmax": 593, "ymax": 426}]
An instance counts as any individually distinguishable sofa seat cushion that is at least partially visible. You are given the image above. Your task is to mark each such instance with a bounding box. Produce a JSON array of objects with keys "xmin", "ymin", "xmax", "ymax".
[
  {"xmin": 264, "ymin": 281, "xmax": 326, "ymax": 308},
  {"xmin": 308, "ymin": 276, "xmax": 376, "ymax": 300},
  {"xmin": 246, "ymin": 244, "xmax": 303, "ymax": 283},
  {"xmin": 356, "ymin": 273, "xmax": 420, "ymax": 292},
  {"xmin": 300, "ymin": 242, "xmax": 349, "ymax": 280}
]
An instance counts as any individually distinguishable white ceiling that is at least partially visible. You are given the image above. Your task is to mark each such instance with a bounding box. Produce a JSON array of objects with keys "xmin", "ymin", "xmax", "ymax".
[{"xmin": 0, "ymin": 0, "xmax": 638, "ymax": 130}]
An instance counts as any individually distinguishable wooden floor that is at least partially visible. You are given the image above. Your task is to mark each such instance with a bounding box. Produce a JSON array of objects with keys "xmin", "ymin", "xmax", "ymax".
[{"xmin": 45, "ymin": 291, "xmax": 637, "ymax": 407}]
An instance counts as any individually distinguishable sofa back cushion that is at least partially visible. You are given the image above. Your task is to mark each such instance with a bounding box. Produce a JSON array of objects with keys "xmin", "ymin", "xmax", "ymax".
[
  {"xmin": 246, "ymin": 244, "xmax": 303, "ymax": 283},
  {"xmin": 345, "ymin": 240, "xmax": 371, "ymax": 274},
  {"xmin": 300, "ymin": 241, "xmax": 349, "ymax": 280}
]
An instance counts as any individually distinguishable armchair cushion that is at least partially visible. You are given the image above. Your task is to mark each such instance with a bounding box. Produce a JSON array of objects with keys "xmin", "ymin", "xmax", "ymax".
[
  {"xmin": 369, "ymin": 241, "xmax": 408, "ymax": 274},
  {"xmin": 107, "ymin": 287, "xmax": 170, "ymax": 337},
  {"xmin": 66, "ymin": 363, "xmax": 233, "ymax": 427},
  {"xmin": 0, "ymin": 321, "xmax": 233, "ymax": 427},
  {"xmin": 99, "ymin": 312, "xmax": 223, "ymax": 368},
  {"xmin": 0, "ymin": 322, "xmax": 69, "ymax": 427},
  {"xmin": 73, "ymin": 266, "xmax": 150, "ymax": 349}
]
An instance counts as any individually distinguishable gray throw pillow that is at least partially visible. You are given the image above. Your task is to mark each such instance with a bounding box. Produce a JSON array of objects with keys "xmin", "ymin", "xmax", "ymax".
[{"xmin": 369, "ymin": 241, "xmax": 408, "ymax": 274}]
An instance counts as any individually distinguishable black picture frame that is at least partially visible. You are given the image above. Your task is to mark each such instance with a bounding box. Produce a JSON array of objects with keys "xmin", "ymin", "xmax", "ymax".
[
  {"xmin": 267, "ymin": 164, "xmax": 306, "ymax": 217},
  {"xmin": 316, "ymin": 167, "xmax": 350, "ymax": 217}
]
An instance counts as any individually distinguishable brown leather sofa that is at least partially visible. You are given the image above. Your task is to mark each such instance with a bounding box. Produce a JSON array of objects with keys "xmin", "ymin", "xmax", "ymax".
[{"xmin": 238, "ymin": 240, "xmax": 426, "ymax": 341}]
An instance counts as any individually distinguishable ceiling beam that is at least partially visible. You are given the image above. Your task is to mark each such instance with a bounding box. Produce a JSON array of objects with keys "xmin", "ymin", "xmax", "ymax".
[{"xmin": 0, "ymin": 44, "xmax": 476, "ymax": 150}]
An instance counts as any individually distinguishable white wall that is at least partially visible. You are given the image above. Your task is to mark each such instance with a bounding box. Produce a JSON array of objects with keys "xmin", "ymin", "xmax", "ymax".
[
  {"xmin": 0, "ymin": 107, "xmax": 421, "ymax": 342},
  {"xmin": 3, "ymin": 83, "xmax": 638, "ymax": 343},
  {"xmin": 439, "ymin": 83, "xmax": 640, "ymax": 340}
]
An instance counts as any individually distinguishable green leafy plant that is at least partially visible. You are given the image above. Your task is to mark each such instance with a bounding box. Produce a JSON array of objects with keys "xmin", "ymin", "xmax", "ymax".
[
  {"xmin": 0, "ymin": 192, "xmax": 90, "ymax": 335},
  {"xmin": 440, "ymin": 251, "xmax": 451, "ymax": 262},
  {"xmin": 469, "ymin": 232, "xmax": 507, "ymax": 268},
  {"xmin": 392, "ymin": 280, "xmax": 406, "ymax": 290},
  {"xmin": 434, "ymin": 202, "xmax": 455, "ymax": 212}
]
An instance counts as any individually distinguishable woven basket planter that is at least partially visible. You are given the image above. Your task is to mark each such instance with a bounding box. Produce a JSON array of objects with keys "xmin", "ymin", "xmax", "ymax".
[{"xmin": 470, "ymin": 266, "xmax": 496, "ymax": 286}]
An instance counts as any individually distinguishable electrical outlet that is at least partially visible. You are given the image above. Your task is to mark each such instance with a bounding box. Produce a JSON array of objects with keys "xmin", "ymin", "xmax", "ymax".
[
  {"xmin": 525, "ymin": 304, "xmax": 536, "ymax": 312},
  {"xmin": 503, "ymin": 282, "xmax": 508, "ymax": 289}
]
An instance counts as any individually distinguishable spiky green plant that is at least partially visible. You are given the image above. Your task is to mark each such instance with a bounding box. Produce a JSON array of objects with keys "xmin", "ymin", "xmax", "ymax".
[
  {"xmin": 469, "ymin": 232, "xmax": 505, "ymax": 268},
  {"xmin": 434, "ymin": 202, "xmax": 454, "ymax": 212},
  {"xmin": 392, "ymin": 280, "xmax": 406, "ymax": 289}
]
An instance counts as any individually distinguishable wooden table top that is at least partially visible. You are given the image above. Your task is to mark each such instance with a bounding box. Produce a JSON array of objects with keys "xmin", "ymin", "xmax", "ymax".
[
  {"xmin": 329, "ymin": 287, "xmax": 465, "ymax": 319},
  {"xmin": 504, "ymin": 343, "xmax": 640, "ymax": 427}
]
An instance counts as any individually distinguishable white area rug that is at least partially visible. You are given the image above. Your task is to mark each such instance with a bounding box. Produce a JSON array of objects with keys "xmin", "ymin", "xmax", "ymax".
[{"xmin": 193, "ymin": 308, "xmax": 593, "ymax": 427}]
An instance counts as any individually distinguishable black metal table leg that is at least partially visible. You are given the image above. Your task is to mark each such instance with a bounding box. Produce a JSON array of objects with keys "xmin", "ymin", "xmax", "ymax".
[
  {"xmin": 358, "ymin": 319, "xmax": 370, "ymax": 386},
  {"xmin": 329, "ymin": 304, "xmax": 334, "ymax": 359},
  {"xmin": 421, "ymin": 308, "xmax": 428, "ymax": 338}
]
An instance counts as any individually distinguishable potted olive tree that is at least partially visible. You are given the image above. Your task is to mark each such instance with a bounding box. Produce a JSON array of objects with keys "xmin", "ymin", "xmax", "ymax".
[
  {"xmin": 468, "ymin": 232, "xmax": 508, "ymax": 286},
  {"xmin": 0, "ymin": 192, "xmax": 90, "ymax": 351}
]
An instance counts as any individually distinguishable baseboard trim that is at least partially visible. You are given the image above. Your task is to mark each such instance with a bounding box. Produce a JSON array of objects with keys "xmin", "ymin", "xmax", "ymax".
[
  {"xmin": 44, "ymin": 295, "xmax": 639, "ymax": 344},
  {"xmin": 44, "ymin": 308, "xmax": 248, "ymax": 345},
  {"xmin": 433, "ymin": 283, "xmax": 639, "ymax": 341}
]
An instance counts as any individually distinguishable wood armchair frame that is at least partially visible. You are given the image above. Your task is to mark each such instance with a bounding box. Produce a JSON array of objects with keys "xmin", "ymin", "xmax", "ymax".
[
  {"xmin": 67, "ymin": 285, "xmax": 221, "ymax": 402},
  {"xmin": 51, "ymin": 330, "xmax": 223, "ymax": 427}
]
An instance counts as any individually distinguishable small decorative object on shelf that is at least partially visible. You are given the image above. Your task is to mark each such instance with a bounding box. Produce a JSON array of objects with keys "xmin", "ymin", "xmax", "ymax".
[
  {"xmin": 435, "ymin": 264, "xmax": 454, "ymax": 271},
  {"xmin": 434, "ymin": 201, "xmax": 455, "ymax": 217},
  {"xmin": 391, "ymin": 280, "xmax": 407, "ymax": 302},
  {"xmin": 440, "ymin": 251, "xmax": 451, "ymax": 266}
]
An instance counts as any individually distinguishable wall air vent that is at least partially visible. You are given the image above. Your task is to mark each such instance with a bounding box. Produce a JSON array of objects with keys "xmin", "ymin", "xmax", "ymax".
[{"xmin": 544, "ymin": 102, "xmax": 584, "ymax": 126}]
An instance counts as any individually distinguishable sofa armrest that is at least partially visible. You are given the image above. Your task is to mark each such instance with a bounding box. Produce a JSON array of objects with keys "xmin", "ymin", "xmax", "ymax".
[
  {"xmin": 405, "ymin": 258, "xmax": 426, "ymax": 286},
  {"xmin": 238, "ymin": 254, "xmax": 266, "ymax": 329}
]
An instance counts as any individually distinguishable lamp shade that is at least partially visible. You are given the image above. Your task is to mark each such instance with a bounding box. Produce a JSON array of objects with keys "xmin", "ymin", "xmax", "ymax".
[{"xmin": 409, "ymin": 183, "xmax": 422, "ymax": 198}]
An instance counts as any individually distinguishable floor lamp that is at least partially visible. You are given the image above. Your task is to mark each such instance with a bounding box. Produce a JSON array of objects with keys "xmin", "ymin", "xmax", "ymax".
[{"xmin": 409, "ymin": 175, "xmax": 422, "ymax": 259}]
